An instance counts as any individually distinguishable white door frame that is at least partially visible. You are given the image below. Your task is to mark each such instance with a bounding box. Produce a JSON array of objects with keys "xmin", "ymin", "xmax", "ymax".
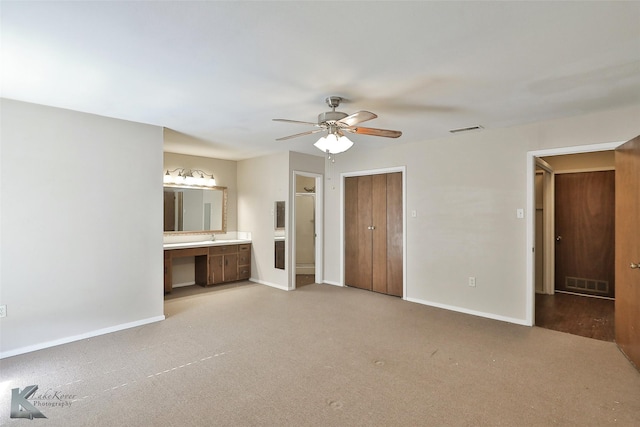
[
  {"xmin": 291, "ymin": 171, "xmax": 324, "ymax": 289},
  {"xmin": 535, "ymin": 158, "xmax": 555, "ymax": 295},
  {"xmin": 526, "ymin": 141, "xmax": 622, "ymax": 325}
]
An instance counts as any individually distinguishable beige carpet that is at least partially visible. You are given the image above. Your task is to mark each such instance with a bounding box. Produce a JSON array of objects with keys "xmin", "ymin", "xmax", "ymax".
[{"xmin": 1, "ymin": 282, "xmax": 639, "ymax": 426}]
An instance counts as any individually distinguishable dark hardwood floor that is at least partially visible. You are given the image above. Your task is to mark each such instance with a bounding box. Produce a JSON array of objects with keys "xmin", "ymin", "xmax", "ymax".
[{"xmin": 535, "ymin": 292, "xmax": 615, "ymax": 342}]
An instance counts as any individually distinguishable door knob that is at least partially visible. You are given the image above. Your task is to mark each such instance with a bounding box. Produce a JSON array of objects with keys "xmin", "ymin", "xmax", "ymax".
[
  {"xmin": 556, "ymin": 235, "xmax": 562, "ymax": 241},
  {"xmin": 631, "ymin": 262, "xmax": 639, "ymax": 269}
]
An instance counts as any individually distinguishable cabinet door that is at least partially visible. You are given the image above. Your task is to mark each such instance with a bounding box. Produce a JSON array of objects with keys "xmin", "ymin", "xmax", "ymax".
[
  {"xmin": 164, "ymin": 252, "xmax": 172, "ymax": 293},
  {"xmin": 210, "ymin": 254, "xmax": 224, "ymax": 284},
  {"xmin": 224, "ymin": 254, "xmax": 238, "ymax": 282}
]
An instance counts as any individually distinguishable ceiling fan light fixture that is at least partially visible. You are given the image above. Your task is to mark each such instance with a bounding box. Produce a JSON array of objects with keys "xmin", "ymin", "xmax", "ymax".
[{"xmin": 314, "ymin": 133, "xmax": 353, "ymax": 154}]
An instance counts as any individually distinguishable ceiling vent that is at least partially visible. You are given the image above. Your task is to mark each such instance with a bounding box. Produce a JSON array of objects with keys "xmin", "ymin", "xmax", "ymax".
[{"xmin": 449, "ymin": 125, "xmax": 484, "ymax": 134}]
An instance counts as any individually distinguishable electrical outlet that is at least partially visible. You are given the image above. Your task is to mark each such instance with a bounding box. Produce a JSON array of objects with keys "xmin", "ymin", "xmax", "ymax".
[
  {"xmin": 468, "ymin": 277, "xmax": 476, "ymax": 287},
  {"xmin": 0, "ymin": 305, "xmax": 6, "ymax": 318}
]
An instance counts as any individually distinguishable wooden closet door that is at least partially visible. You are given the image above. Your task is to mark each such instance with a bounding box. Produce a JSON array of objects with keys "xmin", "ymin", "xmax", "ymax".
[
  {"xmin": 386, "ymin": 172, "xmax": 403, "ymax": 296},
  {"xmin": 345, "ymin": 176, "xmax": 371, "ymax": 290},
  {"xmin": 615, "ymin": 135, "xmax": 640, "ymax": 368},
  {"xmin": 372, "ymin": 174, "xmax": 388, "ymax": 293},
  {"xmin": 344, "ymin": 173, "xmax": 403, "ymax": 296}
]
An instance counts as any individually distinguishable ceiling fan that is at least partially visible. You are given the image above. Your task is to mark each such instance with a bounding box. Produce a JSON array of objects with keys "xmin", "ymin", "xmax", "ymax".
[{"xmin": 273, "ymin": 96, "xmax": 402, "ymax": 154}]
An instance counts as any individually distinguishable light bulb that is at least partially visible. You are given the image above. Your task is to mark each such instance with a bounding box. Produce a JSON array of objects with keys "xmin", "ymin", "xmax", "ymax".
[{"xmin": 163, "ymin": 171, "xmax": 173, "ymax": 184}]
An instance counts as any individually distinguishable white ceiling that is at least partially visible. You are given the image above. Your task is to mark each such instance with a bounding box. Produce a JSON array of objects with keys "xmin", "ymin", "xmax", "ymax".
[{"xmin": 2, "ymin": 1, "xmax": 639, "ymax": 160}]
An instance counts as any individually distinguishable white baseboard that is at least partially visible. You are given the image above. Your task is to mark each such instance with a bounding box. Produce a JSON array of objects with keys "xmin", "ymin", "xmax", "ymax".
[
  {"xmin": 173, "ymin": 281, "xmax": 196, "ymax": 288},
  {"xmin": 249, "ymin": 278, "xmax": 291, "ymax": 291},
  {"xmin": 406, "ymin": 297, "xmax": 531, "ymax": 327},
  {"xmin": 0, "ymin": 315, "xmax": 166, "ymax": 359},
  {"xmin": 322, "ymin": 280, "xmax": 343, "ymax": 287},
  {"xmin": 296, "ymin": 265, "xmax": 315, "ymax": 275}
]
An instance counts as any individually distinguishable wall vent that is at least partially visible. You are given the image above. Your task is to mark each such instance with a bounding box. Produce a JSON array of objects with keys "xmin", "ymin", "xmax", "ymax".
[
  {"xmin": 449, "ymin": 125, "xmax": 484, "ymax": 134},
  {"xmin": 566, "ymin": 277, "xmax": 609, "ymax": 295}
]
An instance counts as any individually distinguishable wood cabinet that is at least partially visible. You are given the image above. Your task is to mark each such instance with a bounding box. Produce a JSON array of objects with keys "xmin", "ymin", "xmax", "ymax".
[
  {"xmin": 345, "ymin": 173, "xmax": 402, "ymax": 296},
  {"xmin": 209, "ymin": 244, "xmax": 252, "ymax": 284},
  {"xmin": 209, "ymin": 245, "xmax": 238, "ymax": 284},
  {"xmin": 164, "ymin": 243, "xmax": 251, "ymax": 292}
]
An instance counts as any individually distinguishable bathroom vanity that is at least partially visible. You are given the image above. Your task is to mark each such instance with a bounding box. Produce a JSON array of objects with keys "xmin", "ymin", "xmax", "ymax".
[{"xmin": 163, "ymin": 240, "xmax": 251, "ymax": 293}]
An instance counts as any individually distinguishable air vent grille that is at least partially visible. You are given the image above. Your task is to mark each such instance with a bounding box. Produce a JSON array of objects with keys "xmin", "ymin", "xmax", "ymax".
[
  {"xmin": 449, "ymin": 125, "xmax": 484, "ymax": 134},
  {"xmin": 565, "ymin": 277, "xmax": 609, "ymax": 295}
]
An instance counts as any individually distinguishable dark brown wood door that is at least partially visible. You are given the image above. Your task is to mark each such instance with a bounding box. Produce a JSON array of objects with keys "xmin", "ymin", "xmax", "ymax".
[
  {"xmin": 345, "ymin": 175, "xmax": 372, "ymax": 290},
  {"xmin": 386, "ymin": 172, "xmax": 403, "ymax": 297},
  {"xmin": 555, "ymin": 171, "xmax": 615, "ymax": 298},
  {"xmin": 615, "ymin": 135, "xmax": 640, "ymax": 369},
  {"xmin": 224, "ymin": 254, "xmax": 238, "ymax": 282},
  {"xmin": 372, "ymin": 174, "xmax": 388, "ymax": 294},
  {"xmin": 344, "ymin": 173, "xmax": 403, "ymax": 296}
]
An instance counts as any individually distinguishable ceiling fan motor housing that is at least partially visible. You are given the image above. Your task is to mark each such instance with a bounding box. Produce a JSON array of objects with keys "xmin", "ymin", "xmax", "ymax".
[{"xmin": 318, "ymin": 111, "xmax": 348, "ymax": 124}]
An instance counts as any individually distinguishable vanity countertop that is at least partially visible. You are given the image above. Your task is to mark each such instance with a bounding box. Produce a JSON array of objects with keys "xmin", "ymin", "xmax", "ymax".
[{"xmin": 163, "ymin": 239, "xmax": 251, "ymax": 250}]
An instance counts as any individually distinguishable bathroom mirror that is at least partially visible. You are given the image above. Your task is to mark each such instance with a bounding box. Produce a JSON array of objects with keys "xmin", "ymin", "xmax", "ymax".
[
  {"xmin": 275, "ymin": 201, "xmax": 285, "ymax": 230},
  {"xmin": 275, "ymin": 239, "xmax": 285, "ymax": 270},
  {"xmin": 163, "ymin": 185, "xmax": 227, "ymax": 234},
  {"xmin": 274, "ymin": 201, "xmax": 285, "ymax": 269}
]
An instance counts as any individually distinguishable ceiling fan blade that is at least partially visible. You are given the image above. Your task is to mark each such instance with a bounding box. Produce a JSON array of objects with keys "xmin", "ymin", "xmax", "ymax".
[
  {"xmin": 276, "ymin": 128, "xmax": 324, "ymax": 141},
  {"xmin": 348, "ymin": 126, "xmax": 402, "ymax": 138},
  {"xmin": 337, "ymin": 111, "xmax": 377, "ymax": 127},
  {"xmin": 273, "ymin": 118, "xmax": 320, "ymax": 127}
]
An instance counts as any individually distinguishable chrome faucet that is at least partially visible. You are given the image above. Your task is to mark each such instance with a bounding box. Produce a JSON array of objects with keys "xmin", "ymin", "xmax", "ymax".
[{"xmin": 211, "ymin": 234, "xmax": 216, "ymax": 241}]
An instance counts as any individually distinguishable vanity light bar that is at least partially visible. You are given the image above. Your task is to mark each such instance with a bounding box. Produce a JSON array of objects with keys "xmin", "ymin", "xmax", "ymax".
[{"xmin": 164, "ymin": 168, "xmax": 217, "ymax": 187}]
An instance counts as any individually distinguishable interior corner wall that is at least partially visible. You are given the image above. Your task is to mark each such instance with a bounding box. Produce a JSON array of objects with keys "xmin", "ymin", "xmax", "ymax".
[
  {"xmin": 237, "ymin": 152, "xmax": 290, "ymax": 289},
  {"xmin": 163, "ymin": 152, "xmax": 238, "ymax": 233},
  {"xmin": 0, "ymin": 99, "xmax": 165, "ymax": 358},
  {"xmin": 322, "ymin": 104, "xmax": 640, "ymax": 325}
]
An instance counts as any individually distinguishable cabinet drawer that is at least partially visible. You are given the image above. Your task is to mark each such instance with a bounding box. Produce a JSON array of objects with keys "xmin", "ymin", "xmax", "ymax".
[
  {"xmin": 238, "ymin": 267, "xmax": 251, "ymax": 280},
  {"xmin": 209, "ymin": 245, "xmax": 238, "ymax": 255},
  {"xmin": 238, "ymin": 244, "xmax": 251, "ymax": 253},
  {"xmin": 238, "ymin": 252, "xmax": 251, "ymax": 266},
  {"xmin": 168, "ymin": 247, "xmax": 208, "ymax": 258}
]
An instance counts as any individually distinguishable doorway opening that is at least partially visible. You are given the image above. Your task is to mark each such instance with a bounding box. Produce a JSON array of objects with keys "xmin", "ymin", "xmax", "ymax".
[
  {"xmin": 527, "ymin": 143, "xmax": 619, "ymax": 341},
  {"xmin": 292, "ymin": 171, "xmax": 323, "ymax": 289}
]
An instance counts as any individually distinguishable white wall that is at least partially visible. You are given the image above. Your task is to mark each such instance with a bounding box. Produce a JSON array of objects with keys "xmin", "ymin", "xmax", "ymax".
[
  {"xmin": 0, "ymin": 99, "xmax": 165, "ymax": 358},
  {"xmin": 322, "ymin": 105, "xmax": 640, "ymax": 325},
  {"xmin": 236, "ymin": 151, "xmax": 324, "ymax": 290},
  {"xmin": 237, "ymin": 152, "xmax": 290, "ymax": 289}
]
